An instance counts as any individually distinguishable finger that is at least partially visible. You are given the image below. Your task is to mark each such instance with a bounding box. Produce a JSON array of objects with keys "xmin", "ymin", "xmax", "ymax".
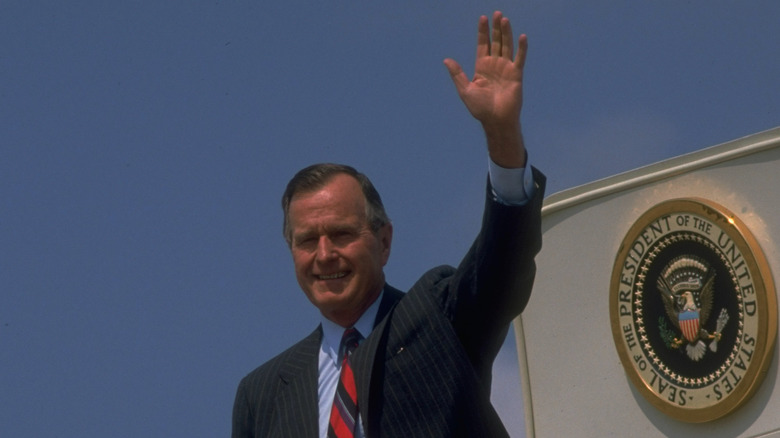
[
  {"xmin": 514, "ymin": 34, "xmax": 528, "ymax": 71},
  {"xmin": 443, "ymin": 58, "xmax": 469, "ymax": 93},
  {"xmin": 491, "ymin": 11, "xmax": 503, "ymax": 57},
  {"xmin": 476, "ymin": 15, "xmax": 489, "ymax": 58},
  {"xmin": 501, "ymin": 17, "xmax": 514, "ymax": 59}
]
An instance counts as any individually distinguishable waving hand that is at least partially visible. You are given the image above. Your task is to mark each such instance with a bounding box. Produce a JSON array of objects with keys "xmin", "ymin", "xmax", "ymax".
[{"xmin": 444, "ymin": 11, "xmax": 528, "ymax": 168}]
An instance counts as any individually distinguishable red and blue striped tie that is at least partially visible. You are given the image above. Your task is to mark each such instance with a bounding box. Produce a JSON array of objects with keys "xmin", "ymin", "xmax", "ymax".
[{"xmin": 328, "ymin": 328, "xmax": 363, "ymax": 438}]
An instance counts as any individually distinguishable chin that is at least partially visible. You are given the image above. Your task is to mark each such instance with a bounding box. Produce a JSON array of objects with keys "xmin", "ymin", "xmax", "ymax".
[{"xmin": 311, "ymin": 291, "xmax": 351, "ymax": 310}]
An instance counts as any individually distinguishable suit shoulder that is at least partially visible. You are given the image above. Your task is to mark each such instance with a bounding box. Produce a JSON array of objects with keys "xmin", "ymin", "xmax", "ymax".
[
  {"xmin": 412, "ymin": 265, "xmax": 457, "ymax": 291},
  {"xmin": 399, "ymin": 265, "xmax": 458, "ymax": 312},
  {"xmin": 238, "ymin": 327, "xmax": 321, "ymax": 389}
]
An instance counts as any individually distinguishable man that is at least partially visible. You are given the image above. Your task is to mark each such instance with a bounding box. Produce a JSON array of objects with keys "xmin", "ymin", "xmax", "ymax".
[{"xmin": 233, "ymin": 11, "xmax": 545, "ymax": 437}]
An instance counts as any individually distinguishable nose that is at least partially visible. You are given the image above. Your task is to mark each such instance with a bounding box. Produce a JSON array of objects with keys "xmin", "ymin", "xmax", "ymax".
[{"xmin": 315, "ymin": 236, "xmax": 337, "ymax": 261}]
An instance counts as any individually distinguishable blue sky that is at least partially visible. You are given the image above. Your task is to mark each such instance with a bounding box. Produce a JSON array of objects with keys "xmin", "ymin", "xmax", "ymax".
[{"xmin": 2, "ymin": 1, "xmax": 778, "ymax": 436}]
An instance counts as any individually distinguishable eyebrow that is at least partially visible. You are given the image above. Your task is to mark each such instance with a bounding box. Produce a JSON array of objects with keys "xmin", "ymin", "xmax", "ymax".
[{"xmin": 293, "ymin": 223, "xmax": 361, "ymax": 241}]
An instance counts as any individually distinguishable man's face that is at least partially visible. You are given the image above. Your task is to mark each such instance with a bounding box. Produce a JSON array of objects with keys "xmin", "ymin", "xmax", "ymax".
[{"xmin": 287, "ymin": 174, "xmax": 392, "ymax": 327}]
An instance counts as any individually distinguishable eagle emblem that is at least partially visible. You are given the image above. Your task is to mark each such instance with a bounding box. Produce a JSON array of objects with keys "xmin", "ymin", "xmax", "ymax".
[{"xmin": 656, "ymin": 255, "xmax": 729, "ymax": 361}]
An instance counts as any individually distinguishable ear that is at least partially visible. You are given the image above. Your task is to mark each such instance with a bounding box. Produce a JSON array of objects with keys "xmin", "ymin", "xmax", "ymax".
[{"xmin": 378, "ymin": 222, "xmax": 393, "ymax": 265}]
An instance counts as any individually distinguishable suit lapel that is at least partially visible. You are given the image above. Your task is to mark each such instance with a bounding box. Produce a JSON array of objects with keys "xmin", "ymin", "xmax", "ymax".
[
  {"xmin": 352, "ymin": 285, "xmax": 404, "ymax": 437},
  {"xmin": 276, "ymin": 327, "xmax": 321, "ymax": 437}
]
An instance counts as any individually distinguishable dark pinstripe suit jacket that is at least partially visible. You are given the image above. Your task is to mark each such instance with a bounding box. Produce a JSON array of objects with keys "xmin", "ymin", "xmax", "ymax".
[{"xmin": 233, "ymin": 171, "xmax": 545, "ymax": 437}]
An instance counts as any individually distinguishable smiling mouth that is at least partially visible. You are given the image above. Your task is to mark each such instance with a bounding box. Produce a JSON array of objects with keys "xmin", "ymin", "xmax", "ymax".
[{"xmin": 317, "ymin": 272, "xmax": 348, "ymax": 280}]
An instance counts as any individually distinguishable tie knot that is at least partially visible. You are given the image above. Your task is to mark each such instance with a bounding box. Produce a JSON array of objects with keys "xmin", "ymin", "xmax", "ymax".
[{"xmin": 339, "ymin": 328, "xmax": 363, "ymax": 360}]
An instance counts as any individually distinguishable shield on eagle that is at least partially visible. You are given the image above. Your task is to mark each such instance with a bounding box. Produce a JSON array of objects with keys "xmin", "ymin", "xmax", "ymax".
[{"xmin": 678, "ymin": 309, "xmax": 700, "ymax": 342}]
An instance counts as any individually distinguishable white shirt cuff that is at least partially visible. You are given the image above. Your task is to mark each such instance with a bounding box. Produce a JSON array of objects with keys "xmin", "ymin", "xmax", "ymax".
[{"xmin": 488, "ymin": 156, "xmax": 535, "ymax": 206}]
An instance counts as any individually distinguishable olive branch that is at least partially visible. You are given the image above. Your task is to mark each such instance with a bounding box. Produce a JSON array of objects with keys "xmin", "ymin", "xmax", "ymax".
[{"xmin": 658, "ymin": 317, "xmax": 677, "ymax": 349}]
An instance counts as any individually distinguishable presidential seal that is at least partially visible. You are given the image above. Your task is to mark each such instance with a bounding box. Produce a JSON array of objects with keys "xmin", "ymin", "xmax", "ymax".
[{"xmin": 609, "ymin": 198, "xmax": 777, "ymax": 422}]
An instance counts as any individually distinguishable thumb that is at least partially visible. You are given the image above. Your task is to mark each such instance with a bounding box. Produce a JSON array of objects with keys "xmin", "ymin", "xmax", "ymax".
[{"xmin": 443, "ymin": 58, "xmax": 469, "ymax": 93}]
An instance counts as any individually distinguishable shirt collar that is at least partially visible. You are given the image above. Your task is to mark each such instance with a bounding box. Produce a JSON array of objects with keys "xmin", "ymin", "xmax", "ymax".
[{"xmin": 320, "ymin": 289, "xmax": 384, "ymax": 365}]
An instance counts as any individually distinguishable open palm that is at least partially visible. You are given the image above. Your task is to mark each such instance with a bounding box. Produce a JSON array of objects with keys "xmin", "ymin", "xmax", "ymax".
[{"xmin": 444, "ymin": 12, "xmax": 527, "ymax": 127}]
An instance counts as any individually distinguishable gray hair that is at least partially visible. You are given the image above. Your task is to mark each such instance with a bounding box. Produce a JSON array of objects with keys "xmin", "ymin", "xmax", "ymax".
[{"xmin": 281, "ymin": 163, "xmax": 390, "ymax": 245}]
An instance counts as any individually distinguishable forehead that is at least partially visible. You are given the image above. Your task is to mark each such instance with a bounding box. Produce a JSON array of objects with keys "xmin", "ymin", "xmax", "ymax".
[{"xmin": 288, "ymin": 174, "xmax": 367, "ymax": 227}]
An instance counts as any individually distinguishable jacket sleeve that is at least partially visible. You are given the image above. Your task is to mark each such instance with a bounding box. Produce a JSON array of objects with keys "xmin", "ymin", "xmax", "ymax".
[{"xmin": 444, "ymin": 167, "xmax": 546, "ymax": 385}]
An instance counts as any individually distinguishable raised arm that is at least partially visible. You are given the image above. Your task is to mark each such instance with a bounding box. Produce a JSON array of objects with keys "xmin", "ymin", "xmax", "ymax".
[{"xmin": 444, "ymin": 11, "xmax": 528, "ymax": 169}]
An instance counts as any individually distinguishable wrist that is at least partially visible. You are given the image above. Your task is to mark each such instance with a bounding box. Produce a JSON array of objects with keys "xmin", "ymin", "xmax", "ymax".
[{"xmin": 483, "ymin": 121, "xmax": 526, "ymax": 168}]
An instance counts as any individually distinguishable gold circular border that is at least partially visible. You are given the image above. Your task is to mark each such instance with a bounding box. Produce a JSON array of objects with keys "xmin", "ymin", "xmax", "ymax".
[{"xmin": 609, "ymin": 198, "xmax": 777, "ymax": 423}]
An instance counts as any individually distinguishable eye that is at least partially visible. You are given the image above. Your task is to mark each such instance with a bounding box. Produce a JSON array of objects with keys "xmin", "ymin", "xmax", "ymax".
[
  {"xmin": 331, "ymin": 229, "xmax": 356, "ymax": 244},
  {"xmin": 294, "ymin": 235, "xmax": 318, "ymax": 250}
]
